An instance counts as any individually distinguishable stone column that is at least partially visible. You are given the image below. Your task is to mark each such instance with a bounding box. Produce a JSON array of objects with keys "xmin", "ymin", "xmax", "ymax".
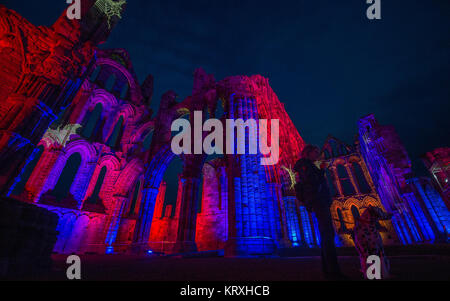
[
  {"xmin": 172, "ymin": 177, "xmax": 202, "ymax": 253},
  {"xmin": 104, "ymin": 197, "xmax": 127, "ymax": 254},
  {"xmin": 131, "ymin": 186, "xmax": 160, "ymax": 254},
  {"xmin": 269, "ymin": 183, "xmax": 291, "ymax": 248},
  {"xmin": 331, "ymin": 166, "xmax": 344, "ymax": 197},
  {"xmin": 224, "ymin": 95, "xmax": 277, "ymax": 257}
]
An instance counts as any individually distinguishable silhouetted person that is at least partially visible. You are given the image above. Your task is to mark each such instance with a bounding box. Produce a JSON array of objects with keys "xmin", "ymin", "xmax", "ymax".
[{"xmin": 294, "ymin": 145, "xmax": 344, "ymax": 280}]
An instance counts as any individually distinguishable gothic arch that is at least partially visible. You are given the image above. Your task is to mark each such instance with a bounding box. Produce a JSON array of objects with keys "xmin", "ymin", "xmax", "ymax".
[
  {"xmin": 348, "ymin": 156, "xmax": 362, "ymax": 164},
  {"xmin": 97, "ymin": 154, "xmax": 121, "ymax": 171},
  {"xmin": 94, "ymin": 58, "xmax": 143, "ymax": 103},
  {"xmin": 78, "ymin": 89, "xmax": 119, "ymax": 134},
  {"xmin": 115, "ymin": 158, "xmax": 145, "ymax": 197},
  {"xmin": 362, "ymin": 196, "xmax": 382, "ymax": 209},
  {"xmin": 334, "ymin": 157, "xmax": 347, "ymax": 166},
  {"xmin": 132, "ymin": 121, "xmax": 155, "ymax": 142},
  {"xmin": 336, "ymin": 164, "xmax": 356, "ymax": 196},
  {"xmin": 343, "ymin": 197, "xmax": 361, "ymax": 210},
  {"xmin": 82, "ymin": 154, "xmax": 121, "ymax": 210},
  {"xmin": 87, "ymin": 89, "xmax": 119, "ymax": 113},
  {"xmin": 42, "ymin": 140, "xmax": 98, "ymax": 204},
  {"xmin": 118, "ymin": 103, "xmax": 137, "ymax": 121}
]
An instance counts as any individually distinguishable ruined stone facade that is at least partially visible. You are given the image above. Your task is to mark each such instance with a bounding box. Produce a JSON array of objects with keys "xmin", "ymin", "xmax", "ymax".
[
  {"xmin": 359, "ymin": 115, "xmax": 449, "ymax": 244},
  {"xmin": 0, "ymin": 1, "xmax": 123, "ymax": 195},
  {"xmin": 0, "ymin": 2, "xmax": 310, "ymax": 255},
  {"xmin": 319, "ymin": 136, "xmax": 398, "ymax": 247},
  {"xmin": 0, "ymin": 3, "xmax": 448, "ymax": 258},
  {"xmin": 422, "ymin": 148, "xmax": 450, "ymax": 209}
]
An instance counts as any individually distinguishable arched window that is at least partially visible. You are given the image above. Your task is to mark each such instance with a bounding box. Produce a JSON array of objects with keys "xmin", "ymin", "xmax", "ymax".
[
  {"xmin": 82, "ymin": 103, "xmax": 103, "ymax": 139},
  {"xmin": 143, "ymin": 131, "xmax": 153, "ymax": 151},
  {"xmin": 105, "ymin": 74, "xmax": 116, "ymax": 92},
  {"xmin": 107, "ymin": 116, "xmax": 124, "ymax": 148},
  {"xmin": 120, "ymin": 84, "xmax": 129, "ymax": 99},
  {"xmin": 90, "ymin": 66, "xmax": 101, "ymax": 82},
  {"xmin": 337, "ymin": 165, "xmax": 356, "ymax": 196},
  {"xmin": 352, "ymin": 162, "xmax": 371, "ymax": 193},
  {"xmin": 52, "ymin": 153, "xmax": 82, "ymax": 201},
  {"xmin": 337, "ymin": 208, "xmax": 347, "ymax": 230},
  {"xmin": 88, "ymin": 166, "xmax": 107, "ymax": 204},
  {"xmin": 129, "ymin": 180, "xmax": 141, "ymax": 215},
  {"xmin": 325, "ymin": 169, "xmax": 338, "ymax": 197},
  {"xmin": 351, "ymin": 205, "xmax": 361, "ymax": 222},
  {"xmin": 11, "ymin": 146, "xmax": 44, "ymax": 196}
]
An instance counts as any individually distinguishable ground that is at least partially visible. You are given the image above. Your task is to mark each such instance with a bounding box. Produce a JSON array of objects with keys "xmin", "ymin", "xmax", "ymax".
[{"xmin": 22, "ymin": 252, "xmax": 450, "ymax": 281}]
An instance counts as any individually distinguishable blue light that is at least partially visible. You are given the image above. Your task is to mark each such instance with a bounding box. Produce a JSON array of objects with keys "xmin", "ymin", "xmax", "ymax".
[
  {"xmin": 105, "ymin": 246, "xmax": 114, "ymax": 254},
  {"xmin": 147, "ymin": 250, "xmax": 153, "ymax": 255}
]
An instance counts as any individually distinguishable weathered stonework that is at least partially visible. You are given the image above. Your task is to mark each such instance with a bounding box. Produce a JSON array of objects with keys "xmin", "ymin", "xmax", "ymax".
[{"xmin": 0, "ymin": 3, "xmax": 448, "ymax": 259}]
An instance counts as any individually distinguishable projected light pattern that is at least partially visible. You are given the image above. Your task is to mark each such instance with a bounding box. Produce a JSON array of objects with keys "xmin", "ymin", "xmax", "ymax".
[{"xmin": 95, "ymin": 0, "xmax": 127, "ymax": 28}]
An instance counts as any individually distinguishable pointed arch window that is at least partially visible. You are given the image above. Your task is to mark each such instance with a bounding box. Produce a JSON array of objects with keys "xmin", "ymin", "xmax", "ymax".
[
  {"xmin": 11, "ymin": 146, "xmax": 44, "ymax": 196},
  {"xmin": 82, "ymin": 103, "xmax": 103, "ymax": 139},
  {"xmin": 129, "ymin": 180, "xmax": 141, "ymax": 215},
  {"xmin": 107, "ymin": 116, "xmax": 124, "ymax": 148},
  {"xmin": 325, "ymin": 169, "xmax": 338, "ymax": 197},
  {"xmin": 351, "ymin": 205, "xmax": 361, "ymax": 223},
  {"xmin": 337, "ymin": 208, "xmax": 347, "ymax": 230},
  {"xmin": 88, "ymin": 166, "xmax": 107, "ymax": 204},
  {"xmin": 52, "ymin": 153, "xmax": 82, "ymax": 201},
  {"xmin": 337, "ymin": 165, "xmax": 356, "ymax": 196},
  {"xmin": 352, "ymin": 162, "xmax": 371, "ymax": 193}
]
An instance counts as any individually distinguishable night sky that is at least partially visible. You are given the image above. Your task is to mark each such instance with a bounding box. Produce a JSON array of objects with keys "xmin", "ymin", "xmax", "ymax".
[{"xmin": 3, "ymin": 0, "xmax": 450, "ymax": 177}]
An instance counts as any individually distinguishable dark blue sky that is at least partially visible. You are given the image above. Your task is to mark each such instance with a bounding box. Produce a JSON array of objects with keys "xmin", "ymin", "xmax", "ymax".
[{"xmin": 4, "ymin": 0, "xmax": 450, "ymax": 176}]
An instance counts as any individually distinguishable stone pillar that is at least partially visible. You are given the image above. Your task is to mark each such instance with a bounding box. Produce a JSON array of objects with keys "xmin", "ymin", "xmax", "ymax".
[
  {"xmin": 104, "ymin": 197, "xmax": 127, "ymax": 254},
  {"xmin": 294, "ymin": 199, "xmax": 309, "ymax": 246},
  {"xmin": 224, "ymin": 95, "xmax": 277, "ymax": 257},
  {"xmin": 331, "ymin": 166, "xmax": 344, "ymax": 197},
  {"xmin": 27, "ymin": 148, "xmax": 62, "ymax": 202},
  {"xmin": 131, "ymin": 186, "xmax": 160, "ymax": 254},
  {"xmin": 172, "ymin": 177, "xmax": 201, "ymax": 253},
  {"xmin": 269, "ymin": 183, "xmax": 291, "ymax": 248}
]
